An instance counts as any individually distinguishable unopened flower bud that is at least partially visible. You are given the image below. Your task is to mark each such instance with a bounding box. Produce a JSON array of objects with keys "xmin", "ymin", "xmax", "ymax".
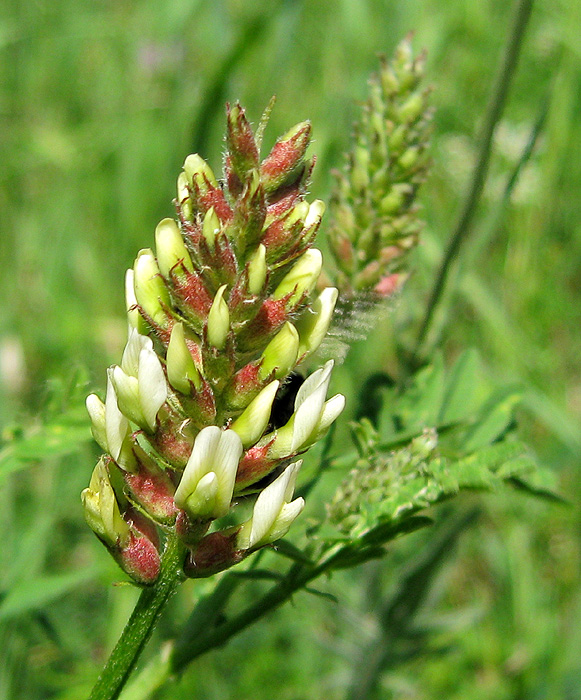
[
  {"xmin": 237, "ymin": 461, "xmax": 304, "ymax": 550},
  {"xmin": 82, "ymin": 458, "xmax": 130, "ymax": 548},
  {"xmin": 167, "ymin": 322, "xmax": 202, "ymax": 394},
  {"xmin": 155, "ymin": 218, "xmax": 194, "ymax": 279},
  {"xmin": 231, "ymin": 380, "xmax": 279, "ymax": 448},
  {"xmin": 177, "ymin": 171, "xmax": 192, "ymax": 220},
  {"xmin": 125, "ymin": 269, "xmax": 146, "ymax": 333},
  {"xmin": 202, "ymin": 207, "xmax": 220, "ymax": 247},
  {"xmin": 174, "ymin": 426, "xmax": 243, "ymax": 520},
  {"xmin": 247, "ymin": 244, "xmax": 267, "ymax": 295},
  {"xmin": 207, "ymin": 285, "xmax": 230, "ymax": 350},
  {"xmin": 86, "ymin": 394, "xmax": 108, "ymax": 452},
  {"xmin": 133, "ymin": 249, "xmax": 172, "ymax": 329},
  {"xmin": 273, "ymin": 249, "xmax": 322, "ymax": 307},
  {"xmin": 295, "ymin": 287, "xmax": 338, "ymax": 360},
  {"xmin": 398, "ymin": 145, "xmax": 420, "ymax": 171},
  {"xmin": 397, "ymin": 93, "xmax": 424, "ymax": 124},
  {"xmin": 226, "ymin": 102, "xmax": 260, "ymax": 178},
  {"xmin": 183, "ymin": 153, "xmax": 218, "ymax": 190},
  {"xmin": 304, "ymin": 199, "xmax": 325, "ymax": 229},
  {"xmin": 259, "ymin": 322, "xmax": 299, "ymax": 380},
  {"xmin": 261, "ymin": 121, "xmax": 311, "ymax": 192}
]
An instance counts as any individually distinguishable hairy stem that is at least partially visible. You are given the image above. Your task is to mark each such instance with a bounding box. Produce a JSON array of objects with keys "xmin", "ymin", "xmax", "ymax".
[
  {"xmin": 413, "ymin": 0, "xmax": 535, "ymax": 360},
  {"xmin": 88, "ymin": 535, "xmax": 185, "ymax": 700}
]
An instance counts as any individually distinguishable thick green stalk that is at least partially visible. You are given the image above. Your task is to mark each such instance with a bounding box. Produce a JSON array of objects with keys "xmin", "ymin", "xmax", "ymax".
[
  {"xmin": 88, "ymin": 535, "xmax": 185, "ymax": 700},
  {"xmin": 413, "ymin": 0, "xmax": 535, "ymax": 360}
]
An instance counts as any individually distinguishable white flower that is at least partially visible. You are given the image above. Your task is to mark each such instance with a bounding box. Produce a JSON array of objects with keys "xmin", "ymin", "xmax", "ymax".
[
  {"xmin": 266, "ymin": 360, "xmax": 345, "ymax": 458},
  {"xmin": 174, "ymin": 426, "xmax": 243, "ymax": 520},
  {"xmin": 110, "ymin": 329, "xmax": 167, "ymax": 433},
  {"xmin": 237, "ymin": 461, "xmax": 304, "ymax": 550}
]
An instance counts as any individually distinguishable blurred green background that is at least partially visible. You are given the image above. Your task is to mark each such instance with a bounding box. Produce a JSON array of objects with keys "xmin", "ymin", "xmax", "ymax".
[{"xmin": 1, "ymin": 0, "xmax": 580, "ymax": 698}]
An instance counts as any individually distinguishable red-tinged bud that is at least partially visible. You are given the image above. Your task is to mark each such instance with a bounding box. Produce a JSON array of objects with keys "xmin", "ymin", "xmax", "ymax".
[
  {"xmin": 229, "ymin": 170, "xmax": 266, "ymax": 254},
  {"xmin": 170, "ymin": 269, "xmax": 213, "ymax": 327},
  {"xmin": 116, "ymin": 529, "xmax": 161, "ymax": 586},
  {"xmin": 374, "ymin": 273, "xmax": 407, "ymax": 296},
  {"xmin": 226, "ymin": 102, "xmax": 259, "ymax": 180},
  {"xmin": 184, "ymin": 531, "xmax": 244, "ymax": 578},
  {"xmin": 236, "ymin": 296, "xmax": 290, "ymax": 352},
  {"xmin": 234, "ymin": 439, "xmax": 277, "ymax": 491},
  {"xmin": 265, "ymin": 190, "xmax": 300, "ymax": 223},
  {"xmin": 224, "ymin": 154, "xmax": 244, "ymax": 199},
  {"xmin": 119, "ymin": 448, "xmax": 178, "ymax": 524},
  {"xmin": 330, "ymin": 232, "xmax": 355, "ymax": 272},
  {"xmin": 189, "ymin": 171, "xmax": 233, "ymax": 223},
  {"xmin": 261, "ymin": 201, "xmax": 308, "ymax": 258},
  {"xmin": 261, "ymin": 121, "xmax": 312, "ymax": 194},
  {"xmin": 215, "ymin": 231, "xmax": 238, "ymax": 283},
  {"xmin": 223, "ymin": 362, "xmax": 265, "ymax": 411}
]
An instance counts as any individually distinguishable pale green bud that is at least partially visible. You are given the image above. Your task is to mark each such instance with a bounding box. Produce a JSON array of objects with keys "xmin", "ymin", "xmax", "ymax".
[
  {"xmin": 397, "ymin": 93, "xmax": 424, "ymax": 124},
  {"xmin": 273, "ymin": 249, "xmax": 322, "ymax": 306},
  {"xmin": 86, "ymin": 394, "xmax": 108, "ymax": 452},
  {"xmin": 202, "ymin": 207, "xmax": 220, "ymax": 247},
  {"xmin": 287, "ymin": 200, "xmax": 310, "ymax": 228},
  {"xmin": 304, "ymin": 199, "xmax": 325, "ymax": 230},
  {"xmin": 177, "ymin": 172, "xmax": 192, "ymax": 220},
  {"xmin": 247, "ymin": 244, "xmax": 267, "ymax": 295},
  {"xmin": 174, "ymin": 427, "xmax": 243, "ymax": 520},
  {"xmin": 155, "ymin": 218, "xmax": 194, "ymax": 279},
  {"xmin": 183, "ymin": 154, "xmax": 218, "ymax": 188},
  {"xmin": 296, "ymin": 287, "xmax": 338, "ymax": 359},
  {"xmin": 237, "ymin": 461, "xmax": 304, "ymax": 550},
  {"xmin": 82, "ymin": 458, "xmax": 130, "ymax": 547},
  {"xmin": 125, "ymin": 269, "xmax": 142, "ymax": 331},
  {"xmin": 133, "ymin": 249, "xmax": 172, "ymax": 329},
  {"xmin": 167, "ymin": 322, "xmax": 202, "ymax": 394},
  {"xmin": 259, "ymin": 322, "xmax": 299, "ymax": 380},
  {"xmin": 380, "ymin": 184, "xmax": 410, "ymax": 215},
  {"xmin": 398, "ymin": 145, "xmax": 420, "ymax": 171},
  {"xmin": 207, "ymin": 285, "xmax": 230, "ymax": 350},
  {"xmin": 231, "ymin": 380, "xmax": 280, "ymax": 448},
  {"xmin": 351, "ymin": 146, "xmax": 370, "ymax": 192}
]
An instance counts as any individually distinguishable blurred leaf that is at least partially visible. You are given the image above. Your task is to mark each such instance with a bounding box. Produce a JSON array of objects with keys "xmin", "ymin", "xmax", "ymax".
[{"xmin": 0, "ymin": 568, "xmax": 98, "ymax": 622}]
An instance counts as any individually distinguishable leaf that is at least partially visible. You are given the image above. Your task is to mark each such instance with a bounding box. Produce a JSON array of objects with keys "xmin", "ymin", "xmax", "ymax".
[
  {"xmin": 0, "ymin": 568, "xmax": 98, "ymax": 622},
  {"xmin": 463, "ymin": 386, "xmax": 522, "ymax": 451},
  {"xmin": 438, "ymin": 349, "xmax": 485, "ymax": 424},
  {"xmin": 303, "ymin": 587, "xmax": 339, "ymax": 604}
]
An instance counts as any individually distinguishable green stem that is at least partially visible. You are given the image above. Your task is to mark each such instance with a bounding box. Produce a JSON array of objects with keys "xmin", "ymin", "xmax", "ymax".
[
  {"xmin": 88, "ymin": 535, "xmax": 185, "ymax": 700},
  {"xmin": 413, "ymin": 0, "xmax": 535, "ymax": 360}
]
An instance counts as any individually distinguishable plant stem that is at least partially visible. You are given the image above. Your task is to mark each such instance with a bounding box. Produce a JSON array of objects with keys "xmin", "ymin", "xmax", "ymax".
[
  {"xmin": 413, "ymin": 0, "xmax": 535, "ymax": 361},
  {"xmin": 88, "ymin": 535, "xmax": 185, "ymax": 700}
]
